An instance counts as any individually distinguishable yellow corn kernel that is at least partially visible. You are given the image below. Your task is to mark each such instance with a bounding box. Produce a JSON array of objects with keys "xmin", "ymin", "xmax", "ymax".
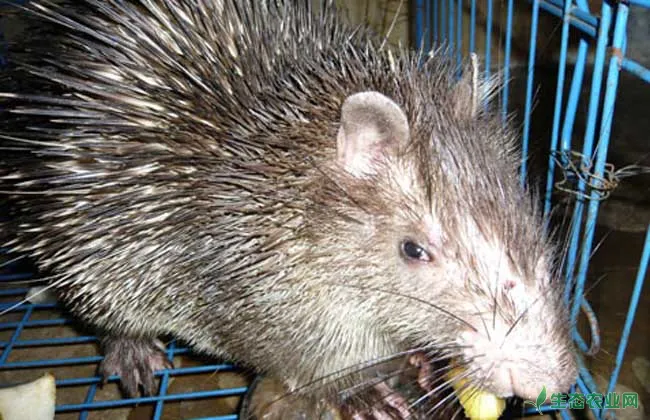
[{"xmin": 446, "ymin": 366, "xmax": 506, "ymax": 420}]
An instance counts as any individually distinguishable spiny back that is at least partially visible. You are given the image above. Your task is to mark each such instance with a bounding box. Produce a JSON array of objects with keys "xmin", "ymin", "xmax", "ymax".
[
  {"xmin": 0, "ymin": 0, "xmax": 538, "ymax": 281},
  {"xmin": 1, "ymin": 0, "xmax": 474, "ymax": 152}
]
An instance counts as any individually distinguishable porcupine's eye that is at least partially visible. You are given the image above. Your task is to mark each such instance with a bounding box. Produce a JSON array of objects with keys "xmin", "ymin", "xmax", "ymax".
[{"xmin": 400, "ymin": 240, "xmax": 431, "ymax": 262}]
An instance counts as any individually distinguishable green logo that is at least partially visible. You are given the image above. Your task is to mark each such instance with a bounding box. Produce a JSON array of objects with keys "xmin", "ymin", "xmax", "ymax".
[
  {"xmin": 523, "ymin": 386, "xmax": 639, "ymax": 412},
  {"xmin": 523, "ymin": 385, "xmax": 547, "ymax": 415}
]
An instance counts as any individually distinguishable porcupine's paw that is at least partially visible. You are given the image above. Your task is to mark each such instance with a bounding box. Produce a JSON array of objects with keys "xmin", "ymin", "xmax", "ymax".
[
  {"xmin": 407, "ymin": 352, "xmax": 434, "ymax": 393},
  {"xmin": 98, "ymin": 336, "xmax": 173, "ymax": 397},
  {"xmin": 342, "ymin": 382, "xmax": 413, "ymax": 420},
  {"xmin": 344, "ymin": 352, "xmax": 436, "ymax": 419}
]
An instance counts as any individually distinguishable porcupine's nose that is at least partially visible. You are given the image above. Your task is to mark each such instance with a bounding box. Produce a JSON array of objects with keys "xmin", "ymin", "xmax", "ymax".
[
  {"xmin": 484, "ymin": 363, "xmax": 536, "ymax": 400},
  {"xmin": 457, "ymin": 330, "xmax": 577, "ymax": 401}
]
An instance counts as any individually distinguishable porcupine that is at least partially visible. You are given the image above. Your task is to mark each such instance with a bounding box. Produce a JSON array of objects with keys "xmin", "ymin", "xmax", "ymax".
[{"xmin": 0, "ymin": 0, "xmax": 578, "ymax": 418}]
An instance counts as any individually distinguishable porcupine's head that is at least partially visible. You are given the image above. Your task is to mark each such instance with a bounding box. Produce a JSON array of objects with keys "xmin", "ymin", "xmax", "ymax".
[{"xmin": 298, "ymin": 77, "xmax": 578, "ymax": 411}]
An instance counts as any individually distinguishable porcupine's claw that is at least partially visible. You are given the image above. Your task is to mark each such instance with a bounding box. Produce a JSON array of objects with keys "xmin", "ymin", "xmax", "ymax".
[
  {"xmin": 98, "ymin": 336, "xmax": 173, "ymax": 397},
  {"xmin": 342, "ymin": 382, "xmax": 412, "ymax": 420},
  {"xmin": 407, "ymin": 352, "xmax": 434, "ymax": 392}
]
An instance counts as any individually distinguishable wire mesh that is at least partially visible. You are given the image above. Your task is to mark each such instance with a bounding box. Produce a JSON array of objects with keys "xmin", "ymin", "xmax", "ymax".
[{"xmin": 414, "ymin": 0, "xmax": 650, "ymax": 418}]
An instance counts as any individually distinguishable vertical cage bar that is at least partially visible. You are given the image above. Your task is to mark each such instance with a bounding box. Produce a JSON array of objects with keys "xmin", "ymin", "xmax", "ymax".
[
  {"xmin": 560, "ymin": 40, "xmax": 588, "ymax": 156},
  {"xmin": 0, "ymin": 306, "xmax": 32, "ymax": 364},
  {"xmin": 520, "ymin": 0, "xmax": 540, "ymax": 186},
  {"xmin": 542, "ymin": 0, "xmax": 575, "ymax": 220},
  {"xmin": 456, "ymin": 0, "xmax": 462, "ymax": 74},
  {"xmin": 469, "ymin": 0, "xmax": 476, "ymax": 54},
  {"xmin": 433, "ymin": 0, "xmax": 438, "ymax": 47},
  {"xmin": 79, "ymin": 384, "xmax": 99, "ymax": 420},
  {"xmin": 425, "ymin": 0, "xmax": 431, "ymax": 53},
  {"xmin": 413, "ymin": 0, "xmax": 425, "ymax": 51},
  {"xmin": 501, "ymin": 0, "xmax": 514, "ymax": 122},
  {"xmin": 576, "ymin": 350, "xmax": 603, "ymax": 416},
  {"xmin": 578, "ymin": 375, "xmax": 602, "ymax": 418},
  {"xmin": 449, "ymin": 0, "xmax": 454, "ymax": 57},
  {"xmin": 441, "ymin": 0, "xmax": 447, "ymax": 48},
  {"xmin": 570, "ymin": 1, "xmax": 629, "ymax": 327},
  {"xmin": 563, "ymin": 2, "xmax": 613, "ymax": 305},
  {"xmin": 153, "ymin": 341, "xmax": 176, "ymax": 419},
  {"xmin": 602, "ymin": 224, "xmax": 650, "ymax": 419},
  {"xmin": 485, "ymin": 0, "xmax": 492, "ymax": 80},
  {"xmin": 413, "ymin": 0, "xmax": 430, "ymax": 51}
]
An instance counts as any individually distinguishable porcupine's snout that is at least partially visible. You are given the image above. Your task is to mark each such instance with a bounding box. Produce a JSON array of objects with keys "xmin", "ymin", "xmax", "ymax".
[
  {"xmin": 455, "ymin": 283, "xmax": 579, "ymax": 401},
  {"xmin": 457, "ymin": 330, "xmax": 578, "ymax": 400}
]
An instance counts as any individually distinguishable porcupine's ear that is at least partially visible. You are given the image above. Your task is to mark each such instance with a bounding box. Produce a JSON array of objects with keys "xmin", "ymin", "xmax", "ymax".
[{"xmin": 336, "ymin": 91, "xmax": 410, "ymax": 177}]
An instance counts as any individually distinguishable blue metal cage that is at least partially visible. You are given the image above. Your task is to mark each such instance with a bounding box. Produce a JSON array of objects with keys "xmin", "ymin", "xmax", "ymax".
[
  {"xmin": 1, "ymin": 0, "xmax": 649, "ymax": 419},
  {"xmin": 413, "ymin": 0, "xmax": 650, "ymax": 419},
  {"xmin": 0, "ymin": 287, "xmax": 247, "ymax": 419}
]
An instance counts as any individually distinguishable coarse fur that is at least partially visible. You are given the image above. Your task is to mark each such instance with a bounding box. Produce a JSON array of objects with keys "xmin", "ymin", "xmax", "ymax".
[{"xmin": 0, "ymin": 0, "xmax": 577, "ymax": 415}]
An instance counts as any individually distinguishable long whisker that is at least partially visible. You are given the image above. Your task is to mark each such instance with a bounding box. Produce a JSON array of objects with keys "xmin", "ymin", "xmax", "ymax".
[
  {"xmin": 567, "ymin": 227, "xmax": 611, "ymax": 310},
  {"xmin": 323, "ymin": 281, "xmax": 478, "ymax": 332},
  {"xmin": 472, "ymin": 301, "xmax": 491, "ymax": 342},
  {"xmin": 337, "ymin": 360, "xmax": 458, "ymax": 414},
  {"xmin": 581, "ymin": 272, "xmax": 608, "ymax": 298},
  {"xmin": 0, "ymin": 253, "xmax": 28, "ymax": 269},
  {"xmin": 0, "ymin": 277, "xmax": 51, "ymax": 286},
  {"xmin": 447, "ymin": 380, "xmax": 478, "ymax": 420},
  {"xmin": 408, "ymin": 356, "xmax": 484, "ymax": 412},
  {"xmin": 338, "ymin": 351, "xmax": 462, "ymax": 401},
  {"xmin": 0, "ymin": 273, "xmax": 67, "ymax": 317},
  {"xmin": 267, "ymin": 344, "xmax": 464, "ymax": 412},
  {"xmin": 453, "ymin": 362, "xmax": 497, "ymax": 418},
  {"xmin": 554, "ymin": 201, "xmax": 577, "ymax": 282},
  {"xmin": 422, "ymin": 367, "xmax": 480, "ymax": 418},
  {"xmin": 501, "ymin": 283, "xmax": 557, "ymax": 344}
]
